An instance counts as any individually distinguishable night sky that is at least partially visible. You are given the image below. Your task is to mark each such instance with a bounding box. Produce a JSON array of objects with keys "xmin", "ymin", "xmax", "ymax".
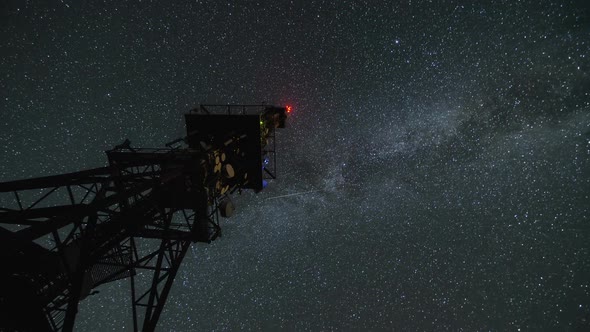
[{"xmin": 2, "ymin": 0, "xmax": 590, "ymax": 330}]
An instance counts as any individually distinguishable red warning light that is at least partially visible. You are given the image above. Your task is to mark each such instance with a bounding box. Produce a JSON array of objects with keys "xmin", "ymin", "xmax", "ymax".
[{"xmin": 286, "ymin": 105, "xmax": 292, "ymax": 114}]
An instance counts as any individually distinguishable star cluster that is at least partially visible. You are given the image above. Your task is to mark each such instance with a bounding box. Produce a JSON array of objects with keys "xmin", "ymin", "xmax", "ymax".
[{"xmin": 1, "ymin": 0, "xmax": 589, "ymax": 330}]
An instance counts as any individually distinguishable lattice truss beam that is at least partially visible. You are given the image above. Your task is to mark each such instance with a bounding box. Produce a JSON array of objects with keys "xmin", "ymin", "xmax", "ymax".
[{"xmin": 0, "ymin": 151, "xmax": 220, "ymax": 331}]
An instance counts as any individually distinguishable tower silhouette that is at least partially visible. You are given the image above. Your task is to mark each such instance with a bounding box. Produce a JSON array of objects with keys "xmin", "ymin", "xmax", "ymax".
[{"xmin": 0, "ymin": 104, "xmax": 288, "ymax": 331}]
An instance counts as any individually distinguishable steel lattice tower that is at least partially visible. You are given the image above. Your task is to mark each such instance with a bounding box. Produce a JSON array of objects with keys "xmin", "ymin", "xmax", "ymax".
[{"xmin": 0, "ymin": 105, "xmax": 289, "ymax": 331}]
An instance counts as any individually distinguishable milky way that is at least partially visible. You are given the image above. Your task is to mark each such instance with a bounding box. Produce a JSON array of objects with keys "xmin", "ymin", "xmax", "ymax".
[{"xmin": 1, "ymin": 1, "xmax": 589, "ymax": 330}]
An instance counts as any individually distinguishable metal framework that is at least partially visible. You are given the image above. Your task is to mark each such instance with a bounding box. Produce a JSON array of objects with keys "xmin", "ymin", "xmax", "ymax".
[{"xmin": 0, "ymin": 105, "xmax": 288, "ymax": 331}]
